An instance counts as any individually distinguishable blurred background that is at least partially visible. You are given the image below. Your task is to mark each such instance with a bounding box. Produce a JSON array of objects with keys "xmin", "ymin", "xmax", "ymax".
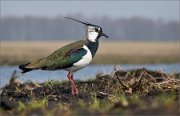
[
  {"xmin": 0, "ymin": 1, "xmax": 180, "ymax": 85},
  {"xmin": 1, "ymin": 1, "xmax": 179, "ymax": 41}
]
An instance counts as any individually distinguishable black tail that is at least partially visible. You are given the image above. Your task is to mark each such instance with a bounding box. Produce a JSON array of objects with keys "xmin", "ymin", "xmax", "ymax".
[{"xmin": 19, "ymin": 63, "xmax": 33, "ymax": 73}]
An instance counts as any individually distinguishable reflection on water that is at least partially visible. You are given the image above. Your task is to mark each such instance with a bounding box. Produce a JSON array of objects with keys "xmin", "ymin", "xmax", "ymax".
[{"xmin": 0, "ymin": 63, "xmax": 180, "ymax": 88}]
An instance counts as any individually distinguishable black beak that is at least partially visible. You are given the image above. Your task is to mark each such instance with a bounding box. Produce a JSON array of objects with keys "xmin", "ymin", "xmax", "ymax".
[{"xmin": 101, "ymin": 32, "xmax": 109, "ymax": 38}]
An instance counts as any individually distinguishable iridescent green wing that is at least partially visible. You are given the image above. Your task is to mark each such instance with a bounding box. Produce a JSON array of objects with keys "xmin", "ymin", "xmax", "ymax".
[{"xmin": 44, "ymin": 40, "xmax": 88, "ymax": 70}]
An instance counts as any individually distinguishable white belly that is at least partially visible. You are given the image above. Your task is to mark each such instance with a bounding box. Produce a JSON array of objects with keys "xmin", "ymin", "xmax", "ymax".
[{"xmin": 65, "ymin": 45, "xmax": 92, "ymax": 72}]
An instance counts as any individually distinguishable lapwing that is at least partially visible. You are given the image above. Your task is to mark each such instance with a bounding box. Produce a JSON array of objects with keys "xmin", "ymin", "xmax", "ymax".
[{"xmin": 19, "ymin": 17, "xmax": 109, "ymax": 95}]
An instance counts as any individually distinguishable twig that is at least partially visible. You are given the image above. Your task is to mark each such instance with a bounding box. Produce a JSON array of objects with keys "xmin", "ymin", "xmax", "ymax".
[
  {"xmin": 117, "ymin": 77, "xmax": 128, "ymax": 89},
  {"xmin": 112, "ymin": 66, "xmax": 129, "ymax": 89},
  {"xmin": 138, "ymin": 70, "xmax": 146, "ymax": 84},
  {"xmin": 97, "ymin": 91, "xmax": 118, "ymax": 98},
  {"xmin": 156, "ymin": 79, "xmax": 180, "ymax": 85},
  {"xmin": 112, "ymin": 65, "xmax": 122, "ymax": 78},
  {"xmin": 160, "ymin": 68, "xmax": 168, "ymax": 78},
  {"xmin": 116, "ymin": 73, "xmax": 128, "ymax": 89},
  {"xmin": 145, "ymin": 72, "xmax": 156, "ymax": 82}
]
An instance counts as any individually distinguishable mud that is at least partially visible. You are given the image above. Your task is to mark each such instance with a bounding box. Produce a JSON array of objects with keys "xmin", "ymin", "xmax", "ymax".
[{"xmin": 0, "ymin": 68, "xmax": 180, "ymax": 115}]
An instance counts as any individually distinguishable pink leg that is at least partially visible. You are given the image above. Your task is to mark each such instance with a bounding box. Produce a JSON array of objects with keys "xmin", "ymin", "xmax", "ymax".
[
  {"xmin": 67, "ymin": 72, "xmax": 75, "ymax": 95},
  {"xmin": 67, "ymin": 71, "xmax": 79, "ymax": 95},
  {"xmin": 70, "ymin": 74, "xmax": 79, "ymax": 95}
]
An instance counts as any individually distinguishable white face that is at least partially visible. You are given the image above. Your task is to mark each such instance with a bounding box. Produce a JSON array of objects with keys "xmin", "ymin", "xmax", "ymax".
[{"xmin": 87, "ymin": 26, "xmax": 101, "ymax": 42}]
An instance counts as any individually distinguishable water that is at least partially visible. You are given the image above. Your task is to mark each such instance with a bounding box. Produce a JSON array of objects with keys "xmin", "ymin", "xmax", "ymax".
[{"xmin": 0, "ymin": 64, "xmax": 180, "ymax": 88}]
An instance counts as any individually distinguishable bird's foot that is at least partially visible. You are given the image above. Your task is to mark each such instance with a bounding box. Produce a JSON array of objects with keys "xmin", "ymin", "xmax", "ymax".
[
  {"xmin": 71, "ymin": 86, "xmax": 79, "ymax": 95},
  {"xmin": 71, "ymin": 86, "xmax": 75, "ymax": 95},
  {"xmin": 71, "ymin": 91, "xmax": 75, "ymax": 95},
  {"xmin": 74, "ymin": 88, "xmax": 79, "ymax": 95}
]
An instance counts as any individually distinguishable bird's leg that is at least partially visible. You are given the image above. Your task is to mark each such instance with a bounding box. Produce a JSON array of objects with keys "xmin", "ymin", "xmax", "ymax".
[
  {"xmin": 70, "ymin": 74, "xmax": 79, "ymax": 95},
  {"xmin": 67, "ymin": 71, "xmax": 75, "ymax": 95}
]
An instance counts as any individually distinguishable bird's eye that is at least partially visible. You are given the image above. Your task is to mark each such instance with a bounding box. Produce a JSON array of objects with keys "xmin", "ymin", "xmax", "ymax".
[{"xmin": 95, "ymin": 28, "xmax": 98, "ymax": 32}]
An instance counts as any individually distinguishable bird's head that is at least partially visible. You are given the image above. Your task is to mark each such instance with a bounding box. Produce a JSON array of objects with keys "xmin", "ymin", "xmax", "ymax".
[{"xmin": 65, "ymin": 17, "xmax": 109, "ymax": 42}]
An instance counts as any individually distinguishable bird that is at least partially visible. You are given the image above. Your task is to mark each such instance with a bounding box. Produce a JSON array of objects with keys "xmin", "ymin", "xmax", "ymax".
[{"xmin": 19, "ymin": 17, "xmax": 109, "ymax": 95}]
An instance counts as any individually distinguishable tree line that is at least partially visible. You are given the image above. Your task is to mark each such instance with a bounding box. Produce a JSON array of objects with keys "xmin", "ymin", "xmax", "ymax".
[{"xmin": 1, "ymin": 16, "xmax": 179, "ymax": 41}]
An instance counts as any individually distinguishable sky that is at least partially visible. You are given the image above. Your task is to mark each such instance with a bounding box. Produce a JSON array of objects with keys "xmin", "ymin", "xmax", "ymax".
[{"xmin": 1, "ymin": 1, "xmax": 179, "ymax": 21}]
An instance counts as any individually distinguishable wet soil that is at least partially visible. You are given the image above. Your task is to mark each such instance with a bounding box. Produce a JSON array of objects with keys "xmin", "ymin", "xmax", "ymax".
[{"xmin": 0, "ymin": 68, "xmax": 180, "ymax": 115}]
